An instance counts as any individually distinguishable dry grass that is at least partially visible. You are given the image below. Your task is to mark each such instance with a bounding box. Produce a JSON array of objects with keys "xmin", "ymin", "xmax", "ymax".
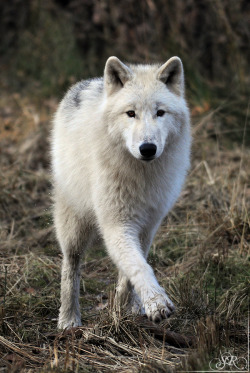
[{"xmin": 0, "ymin": 91, "xmax": 249, "ymax": 372}]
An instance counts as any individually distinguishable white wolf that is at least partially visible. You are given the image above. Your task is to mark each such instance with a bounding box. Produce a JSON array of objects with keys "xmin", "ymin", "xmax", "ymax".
[{"xmin": 51, "ymin": 56, "xmax": 191, "ymax": 329}]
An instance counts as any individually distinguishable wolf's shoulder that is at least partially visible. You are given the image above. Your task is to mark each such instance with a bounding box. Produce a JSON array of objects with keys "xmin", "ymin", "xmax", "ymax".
[{"xmin": 62, "ymin": 77, "xmax": 104, "ymax": 110}]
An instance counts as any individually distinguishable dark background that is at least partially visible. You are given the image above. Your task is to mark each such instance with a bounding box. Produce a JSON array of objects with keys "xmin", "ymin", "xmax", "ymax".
[{"xmin": 1, "ymin": 0, "xmax": 249, "ymax": 94}]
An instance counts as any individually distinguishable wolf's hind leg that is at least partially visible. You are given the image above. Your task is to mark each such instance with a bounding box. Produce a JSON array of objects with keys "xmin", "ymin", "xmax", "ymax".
[
  {"xmin": 54, "ymin": 197, "xmax": 94, "ymax": 329},
  {"xmin": 115, "ymin": 273, "xmax": 145, "ymax": 315}
]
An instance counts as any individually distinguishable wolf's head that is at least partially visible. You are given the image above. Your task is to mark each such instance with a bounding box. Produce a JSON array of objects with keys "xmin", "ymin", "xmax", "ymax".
[{"xmin": 103, "ymin": 56, "xmax": 189, "ymax": 162}]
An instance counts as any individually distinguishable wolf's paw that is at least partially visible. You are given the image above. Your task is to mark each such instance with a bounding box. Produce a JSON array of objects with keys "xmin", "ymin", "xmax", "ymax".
[
  {"xmin": 58, "ymin": 315, "xmax": 82, "ymax": 330},
  {"xmin": 144, "ymin": 293, "xmax": 175, "ymax": 323}
]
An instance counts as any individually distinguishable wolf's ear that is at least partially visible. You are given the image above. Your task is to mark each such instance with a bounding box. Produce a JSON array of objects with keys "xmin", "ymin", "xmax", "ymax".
[
  {"xmin": 157, "ymin": 57, "xmax": 184, "ymax": 96},
  {"xmin": 104, "ymin": 56, "xmax": 132, "ymax": 95}
]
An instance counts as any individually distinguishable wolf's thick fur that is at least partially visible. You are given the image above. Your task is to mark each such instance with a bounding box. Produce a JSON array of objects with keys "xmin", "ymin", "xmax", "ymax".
[{"xmin": 51, "ymin": 56, "xmax": 191, "ymax": 329}]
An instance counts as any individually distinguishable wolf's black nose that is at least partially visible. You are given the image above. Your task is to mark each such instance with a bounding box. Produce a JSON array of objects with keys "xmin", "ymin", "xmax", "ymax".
[{"xmin": 139, "ymin": 143, "xmax": 157, "ymax": 159}]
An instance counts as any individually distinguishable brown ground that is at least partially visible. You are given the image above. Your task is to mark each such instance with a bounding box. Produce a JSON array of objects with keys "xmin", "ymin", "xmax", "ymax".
[{"xmin": 0, "ymin": 90, "xmax": 249, "ymax": 372}]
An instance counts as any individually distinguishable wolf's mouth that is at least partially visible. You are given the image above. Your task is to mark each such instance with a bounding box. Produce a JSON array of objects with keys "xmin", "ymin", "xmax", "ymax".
[{"xmin": 140, "ymin": 156, "xmax": 155, "ymax": 162}]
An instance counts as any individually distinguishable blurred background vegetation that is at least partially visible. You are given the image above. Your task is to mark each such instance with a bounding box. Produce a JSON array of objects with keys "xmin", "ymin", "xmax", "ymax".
[{"xmin": 0, "ymin": 0, "xmax": 249, "ymax": 91}]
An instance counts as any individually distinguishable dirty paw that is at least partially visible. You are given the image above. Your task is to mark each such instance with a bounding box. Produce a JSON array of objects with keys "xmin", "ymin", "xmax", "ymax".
[{"xmin": 144, "ymin": 294, "xmax": 175, "ymax": 323}]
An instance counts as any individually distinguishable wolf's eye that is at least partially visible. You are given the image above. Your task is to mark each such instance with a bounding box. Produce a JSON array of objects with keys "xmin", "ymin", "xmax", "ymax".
[
  {"xmin": 157, "ymin": 110, "xmax": 165, "ymax": 117},
  {"xmin": 126, "ymin": 110, "xmax": 135, "ymax": 118}
]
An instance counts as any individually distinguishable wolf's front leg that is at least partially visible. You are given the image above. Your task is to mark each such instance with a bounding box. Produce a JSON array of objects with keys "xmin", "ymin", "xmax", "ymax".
[{"xmin": 103, "ymin": 225, "xmax": 175, "ymax": 322}]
